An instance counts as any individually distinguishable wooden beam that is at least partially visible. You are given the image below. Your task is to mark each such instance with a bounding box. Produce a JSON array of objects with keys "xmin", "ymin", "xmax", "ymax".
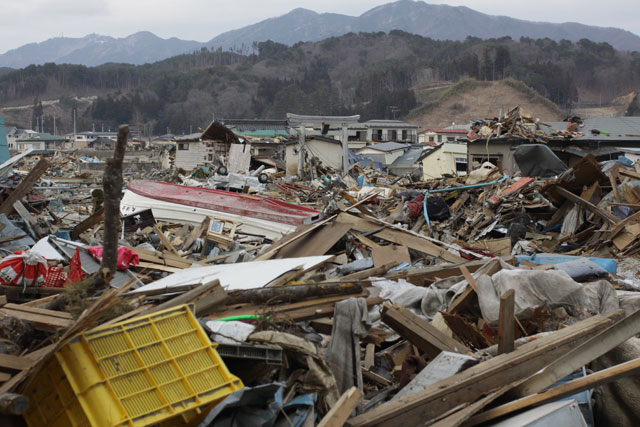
[
  {"xmin": 619, "ymin": 169, "xmax": 640, "ymax": 180},
  {"xmin": 347, "ymin": 314, "xmax": 613, "ymax": 426},
  {"xmin": 430, "ymin": 389, "xmax": 508, "ymax": 427},
  {"xmin": 337, "ymin": 213, "xmax": 466, "ymax": 263},
  {"xmin": 322, "ymin": 261, "xmax": 398, "ymax": 284},
  {"xmin": 381, "ymin": 303, "xmax": 469, "ymax": 358},
  {"xmin": 553, "ymin": 185, "xmax": 618, "ymax": 225},
  {"xmin": 467, "ymin": 357, "xmax": 640, "ymax": 426},
  {"xmin": 459, "ymin": 265, "xmax": 478, "ymax": 292},
  {"xmin": 318, "ymin": 387, "xmax": 363, "ymax": 427},
  {"xmin": 226, "ymin": 282, "xmax": 362, "ymax": 305},
  {"xmin": 0, "ymin": 304, "xmax": 71, "ymax": 332},
  {"xmin": 70, "ymin": 207, "xmax": 104, "ymax": 239},
  {"xmin": 153, "ymin": 224, "xmax": 181, "ymax": 256},
  {"xmin": 0, "ymin": 355, "xmax": 31, "ymax": 371},
  {"xmin": 12, "ymin": 201, "xmax": 40, "ymax": 239},
  {"xmin": 609, "ymin": 168, "xmax": 622, "ymax": 203},
  {"xmin": 509, "ymin": 307, "xmax": 640, "ymax": 399},
  {"xmin": 254, "ymin": 214, "xmax": 338, "ymax": 261},
  {"xmin": 148, "ymin": 280, "xmax": 226, "ymax": 316},
  {"xmin": 498, "ymin": 289, "xmax": 515, "ymax": 355},
  {"xmin": 0, "ymin": 158, "xmax": 50, "ymax": 216}
]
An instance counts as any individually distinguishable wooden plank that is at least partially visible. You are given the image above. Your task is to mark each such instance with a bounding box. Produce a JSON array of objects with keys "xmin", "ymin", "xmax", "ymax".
[
  {"xmin": 0, "ymin": 305, "xmax": 72, "ymax": 332},
  {"xmin": 497, "ymin": 289, "xmax": 515, "ymax": 355},
  {"xmin": 180, "ymin": 217, "xmax": 210, "ymax": 252},
  {"xmin": 209, "ymin": 294, "xmax": 379, "ymax": 323},
  {"xmin": 430, "ymin": 389, "xmax": 508, "ymax": 427},
  {"xmin": 553, "ymin": 185, "xmax": 618, "ymax": 225},
  {"xmin": 23, "ymin": 344, "xmax": 56, "ymax": 362},
  {"xmin": 337, "ymin": 213, "xmax": 466, "ymax": 263},
  {"xmin": 20, "ymin": 294, "xmax": 57, "ymax": 307},
  {"xmin": 347, "ymin": 314, "xmax": 614, "ymax": 426},
  {"xmin": 127, "ymin": 246, "xmax": 195, "ymax": 268},
  {"xmin": 70, "ymin": 207, "xmax": 104, "ymax": 239},
  {"xmin": 254, "ymin": 214, "xmax": 338, "ymax": 261},
  {"xmin": 618, "ymin": 169, "xmax": 640, "ymax": 180},
  {"xmin": 374, "ymin": 228, "xmax": 465, "ymax": 263},
  {"xmin": 275, "ymin": 220, "xmax": 351, "ymax": 259},
  {"xmin": 364, "ymin": 343, "xmax": 375, "ymax": 370},
  {"xmin": 0, "ymin": 355, "xmax": 31, "ymax": 371},
  {"xmin": 271, "ymin": 297, "xmax": 381, "ymax": 322},
  {"xmin": 468, "ymin": 356, "xmax": 640, "ymax": 426},
  {"xmin": 448, "ymin": 259, "xmax": 502, "ymax": 314},
  {"xmin": 0, "ymin": 158, "xmax": 50, "ymax": 216},
  {"xmin": 609, "ymin": 168, "xmax": 622, "ymax": 203},
  {"xmin": 318, "ymin": 387, "xmax": 362, "ymax": 427},
  {"xmin": 509, "ymin": 307, "xmax": 640, "ymax": 399},
  {"xmin": 381, "ymin": 303, "xmax": 469, "ymax": 358},
  {"xmin": 353, "ymin": 232, "xmax": 381, "ymax": 249},
  {"xmin": 153, "ymin": 225, "xmax": 181, "ymax": 256},
  {"xmin": 607, "ymin": 210, "xmax": 640, "ymax": 240},
  {"xmin": 2, "ymin": 303, "xmax": 71, "ymax": 320},
  {"xmin": 136, "ymin": 262, "xmax": 182, "ymax": 273},
  {"xmin": 149, "ymin": 280, "xmax": 226, "ymax": 316},
  {"xmin": 341, "ymin": 191, "xmax": 375, "ymax": 217},
  {"xmin": 12, "ymin": 201, "xmax": 40, "ymax": 239},
  {"xmin": 322, "ymin": 261, "xmax": 399, "ymax": 284},
  {"xmin": 372, "ymin": 245, "xmax": 410, "ymax": 268},
  {"xmin": 459, "ymin": 265, "xmax": 478, "ymax": 293}
]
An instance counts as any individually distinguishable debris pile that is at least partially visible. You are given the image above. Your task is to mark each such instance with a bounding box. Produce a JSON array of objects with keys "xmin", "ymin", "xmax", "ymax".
[{"xmin": 1, "ymin": 124, "xmax": 640, "ymax": 427}]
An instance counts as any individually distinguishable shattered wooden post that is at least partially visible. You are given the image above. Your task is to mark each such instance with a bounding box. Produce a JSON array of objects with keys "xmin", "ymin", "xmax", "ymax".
[
  {"xmin": 498, "ymin": 289, "xmax": 515, "ymax": 355},
  {"xmin": 102, "ymin": 124, "xmax": 128, "ymax": 275}
]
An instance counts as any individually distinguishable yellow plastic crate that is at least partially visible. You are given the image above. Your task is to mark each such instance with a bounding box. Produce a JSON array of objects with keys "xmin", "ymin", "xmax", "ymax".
[{"xmin": 24, "ymin": 305, "xmax": 244, "ymax": 427}]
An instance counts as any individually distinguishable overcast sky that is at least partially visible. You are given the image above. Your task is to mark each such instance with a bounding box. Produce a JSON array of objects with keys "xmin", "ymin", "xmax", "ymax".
[{"xmin": 2, "ymin": 0, "xmax": 640, "ymax": 54}]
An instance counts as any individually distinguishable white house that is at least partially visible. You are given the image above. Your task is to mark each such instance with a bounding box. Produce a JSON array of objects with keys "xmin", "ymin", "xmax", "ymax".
[
  {"xmin": 285, "ymin": 136, "xmax": 344, "ymax": 174},
  {"xmin": 419, "ymin": 126, "xmax": 469, "ymax": 145},
  {"xmin": 421, "ymin": 142, "xmax": 468, "ymax": 179},
  {"xmin": 364, "ymin": 120, "xmax": 419, "ymax": 143}
]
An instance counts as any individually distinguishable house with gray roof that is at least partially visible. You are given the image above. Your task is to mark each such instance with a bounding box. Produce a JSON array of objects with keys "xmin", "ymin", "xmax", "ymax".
[{"xmin": 356, "ymin": 142, "xmax": 412, "ymax": 166}]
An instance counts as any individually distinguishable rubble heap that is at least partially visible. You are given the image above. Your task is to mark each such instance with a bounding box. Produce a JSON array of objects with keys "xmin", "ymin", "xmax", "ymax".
[{"xmin": 0, "ymin": 127, "xmax": 639, "ymax": 427}]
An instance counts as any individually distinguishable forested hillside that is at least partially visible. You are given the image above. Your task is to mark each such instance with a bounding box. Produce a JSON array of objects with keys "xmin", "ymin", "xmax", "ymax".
[{"xmin": 1, "ymin": 31, "xmax": 639, "ymax": 135}]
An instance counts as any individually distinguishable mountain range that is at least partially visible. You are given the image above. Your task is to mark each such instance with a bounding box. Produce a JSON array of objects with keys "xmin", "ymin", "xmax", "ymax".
[{"xmin": 0, "ymin": 0, "xmax": 639, "ymax": 68}]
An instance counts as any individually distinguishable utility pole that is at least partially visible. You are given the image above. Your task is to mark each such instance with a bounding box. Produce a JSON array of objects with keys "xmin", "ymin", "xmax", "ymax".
[
  {"xmin": 73, "ymin": 108, "xmax": 77, "ymax": 149},
  {"xmin": 53, "ymin": 111, "xmax": 56, "ymax": 136},
  {"xmin": 297, "ymin": 125, "xmax": 305, "ymax": 177},
  {"xmin": 341, "ymin": 124, "xmax": 349, "ymax": 173}
]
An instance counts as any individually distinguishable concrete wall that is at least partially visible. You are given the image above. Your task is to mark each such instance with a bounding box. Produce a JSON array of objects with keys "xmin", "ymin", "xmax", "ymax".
[
  {"xmin": 306, "ymin": 140, "xmax": 343, "ymax": 170},
  {"xmin": 467, "ymin": 141, "xmax": 515, "ymax": 174},
  {"xmin": 422, "ymin": 143, "xmax": 468, "ymax": 179},
  {"xmin": 285, "ymin": 144, "xmax": 299, "ymax": 175}
]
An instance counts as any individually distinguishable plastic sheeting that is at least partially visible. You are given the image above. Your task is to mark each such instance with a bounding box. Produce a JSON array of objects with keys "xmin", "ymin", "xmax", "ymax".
[
  {"xmin": 513, "ymin": 144, "xmax": 568, "ymax": 177},
  {"xmin": 554, "ymin": 258, "xmax": 610, "ymax": 282},
  {"xmin": 197, "ymin": 383, "xmax": 315, "ymax": 427},
  {"xmin": 476, "ymin": 269, "xmax": 619, "ymax": 326}
]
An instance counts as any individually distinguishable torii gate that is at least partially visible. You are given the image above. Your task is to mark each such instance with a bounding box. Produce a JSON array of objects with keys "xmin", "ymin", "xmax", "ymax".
[{"xmin": 287, "ymin": 113, "xmax": 360, "ymax": 175}]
